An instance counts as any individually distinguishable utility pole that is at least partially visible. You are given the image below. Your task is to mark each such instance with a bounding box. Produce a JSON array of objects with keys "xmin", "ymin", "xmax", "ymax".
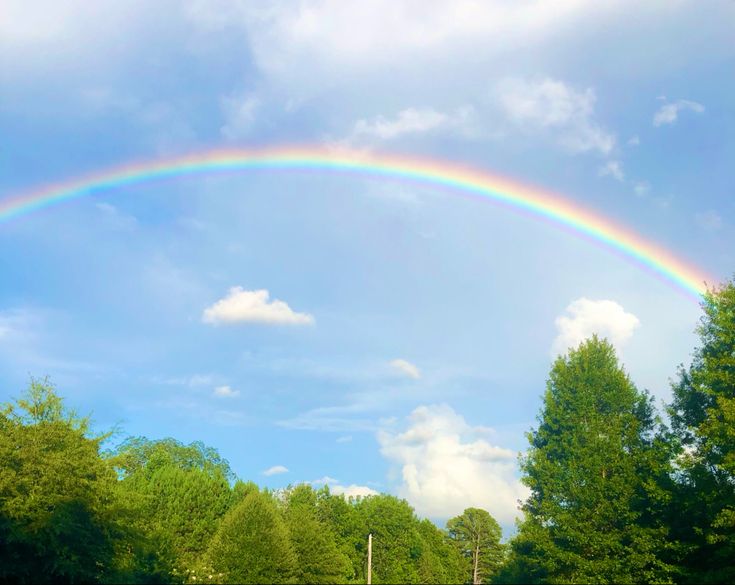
[{"xmin": 367, "ymin": 533, "xmax": 372, "ymax": 585}]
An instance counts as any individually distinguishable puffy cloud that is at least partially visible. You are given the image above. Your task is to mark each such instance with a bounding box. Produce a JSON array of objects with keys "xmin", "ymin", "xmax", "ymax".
[
  {"xmin": 378, "ymin": 404, "xmax": 527, "ymax": 524},
  {"xmin": 263, "ymin": 465, "xmax": 289, "ymax": 476},
  {"xmin": 552, "ymin": 298, "xmax": 640, "ymax": 356},
  {"xmin": 496, "ymin": 78, "xmax": 615, "ymax": 155},
  {"xmin": 351, "ymin": 106, "xmax": 474, "ymax": 141},
  {"xmin": 389, "ymin": 358, "xmax": 421, "ymax": 380},
  {"xmin": 213, "ymin": 385, "xmax": 240, "ymax": 398},
  {"xmin": 202, "ymin": 287, "xmax": 315, "ymax": 326},
  {"xmin": 653, "ymin": 99, "xmax": 705, "ymax": 127},
  {"xmin": 598, "ymin": 160, "xmax": 624, "ymax": 181}
]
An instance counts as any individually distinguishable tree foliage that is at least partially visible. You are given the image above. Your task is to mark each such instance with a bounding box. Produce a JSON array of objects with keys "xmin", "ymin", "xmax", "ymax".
[
  {"xmin": 447, "ymin": 507, "xmax": 504, "ymax": 584},
  {"xmin": 205, "ymin": 491, "xmax": 297, "ymax": 584},
  {"xmin": 511, "ymin": 337, "xmax": 675, "ymax": 584},
  {"xmin": 670, "ymin": 279, "xmax": 735, "ymax": 583},
  {"xmin": 2, "ymin": 280, "xmax": 735, "ymax": 585}
]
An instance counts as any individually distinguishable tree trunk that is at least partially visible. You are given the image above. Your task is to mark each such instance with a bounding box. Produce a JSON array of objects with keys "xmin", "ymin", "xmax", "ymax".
[{"xmin": 473, "ymin": 542, "xmax": 480, "ymax": 585}]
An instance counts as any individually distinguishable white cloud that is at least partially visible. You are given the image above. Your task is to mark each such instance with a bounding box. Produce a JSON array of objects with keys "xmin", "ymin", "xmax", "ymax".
[
  {"xmin": 202, "ymin": 287, "xmax": 315, "ymax": 326},
  {"xmin": 598, "ymin": 160, "xmax": 624, "ymax": 181},
  {"xmin": 263, "ymin": 465, "xmax": 289, "ymax": 476},
  {"xmin": 653, "ymin": 99, "xmax": 705, "ymax": 127},
  {"xmin": 389, "ymin": 358, "xmax": 421, "ymax": 380},
  {"xmin": 311, "ymin": 476, "xmax": 377, "ymax": 498},
  {"xmin": 378, "ymin": 404, "xmax": 527, "ymax": 524},
  {"xmin": 627, "ymin": 135, "xmax": 640, "ymax": 146},
  {"xmin": 497, "ymin": 77, "xmax": 615, "ymax": 155},
  {"xmin": 213, "ymin": 384, "xmax": 240, "ymax": 398},
  {"xmin": 351, "ymin": 106, "xmax": 474, "ymax": 141},
  {"xmin": 695, "ymin": 210, "xmax": 723, "ymax": 232},
  {"xmin": 633, "ymin": 181, "xmax": 650, "ymax": 197},
  {"xmin": 332, "ymin": 484, "xmax": 379, "ymax": 498},
  {"xmin": 552, "ymin": 298, "xmax": 640, "ymax": 356},
  {"xmin": 220, "ymin": 92, "xmax": 260, "ymax": 140},
  {"xmin": 336, "ymin": 435, "xmax": 353, "ymax": 443}
]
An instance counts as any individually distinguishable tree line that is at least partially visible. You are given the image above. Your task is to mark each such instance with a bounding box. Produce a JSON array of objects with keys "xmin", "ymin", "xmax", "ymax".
[{"xmin": 0, "ymin": 278, "xmax": 733, "ymax": 584}]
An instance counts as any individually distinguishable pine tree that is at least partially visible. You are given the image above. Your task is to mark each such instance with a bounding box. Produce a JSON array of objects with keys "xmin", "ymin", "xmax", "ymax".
[{"xmin": 512, "ymin": 337, "xmax": 675, "ymax": 583}]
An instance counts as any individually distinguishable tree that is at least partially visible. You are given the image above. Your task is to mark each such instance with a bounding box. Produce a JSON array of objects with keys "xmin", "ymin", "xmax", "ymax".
[
  {"xmin": 205, "ymin": 491, "xmax": 297, "ymax": 584},
  {"xmin": 447, "ymin": 508, "xmax": 503, "ymax": 584},
  {"xmin": 283, "ymin": 486, "xmax": 352, "ymax": 584},
  {"xmin": 113, "ymin": 437, "xmax": 235, "ymax": 574},
  {"xmin": 512, "ymin": 337, "xmax": 675, "ymax": 584},
  {"xmin": 416, "ymin": 518, "xmax": 466, "ymax": 584},
  {"xmin": 0, "ymin": 379, "xmax": 120, "ymax": 583},
  {"xmin": 670, "ymin": 279, "xmax": 735, "ymax": 583}
]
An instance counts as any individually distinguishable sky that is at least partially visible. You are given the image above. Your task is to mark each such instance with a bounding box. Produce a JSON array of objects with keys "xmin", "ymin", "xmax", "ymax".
[{"xmin": 1, "ymin": 0, "xmax": 733, "ymax": 533}]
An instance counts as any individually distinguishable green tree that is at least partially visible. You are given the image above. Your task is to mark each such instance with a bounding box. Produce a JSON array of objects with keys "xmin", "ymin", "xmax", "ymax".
[
  {"xmin": 355, "ymin": 494, "xmax": 424, "ymax": 584},
  {"xmin": 0, "ymin": 379, "xmax": 120, "ymax": 583},
  {"xmin": 447, "ymin": 508, "xmax": 504, "ymax": 584},
  {"xmin": 205, "ymin": 491, "xmax": 297, "ymax": 584},
  {"xmin": 670, "ymin": 279, "xmax": 735, "ymax": 583},
  {"xmin": 416, "ymin": 518, "xmax": 466, "ymax": 584},
  {"xmin": 512, "ymin": 337, "xmax": 675, "ymax": 584},
  {"xmin": 284, "ymin": 486, "xmax": 351, "ymax": 584}
]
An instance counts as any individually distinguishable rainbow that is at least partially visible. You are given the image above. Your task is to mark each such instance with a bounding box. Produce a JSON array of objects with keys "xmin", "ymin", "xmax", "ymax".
[{"xmin": 0, "ymin": 146, "xmax": 712, "ymax": 300}]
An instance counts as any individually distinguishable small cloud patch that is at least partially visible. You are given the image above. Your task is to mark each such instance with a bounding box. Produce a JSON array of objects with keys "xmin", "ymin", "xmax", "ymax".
[
  {"xmin": 653, "ymin": 99, "xmax": 704, "ymax": 127},
  {"xmin": 202, "ymin": 287, "xmax": 315, "ymax": 326},
  {"xmin": 213, "ymin": 385, "xmax": 240, "ymax": 398},
  {"xmin": 263, "ymin": 465, "xmax": 289, "ymax": 476},
  {"xmin": 389, "ymin": 358, "xmax": 421, "ymax": 380}
]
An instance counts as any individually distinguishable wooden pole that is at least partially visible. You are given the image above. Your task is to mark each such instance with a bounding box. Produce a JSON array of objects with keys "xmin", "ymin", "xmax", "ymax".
[{"xmin": 367, "ymin": 533, "xmax": 372, "ymax": 585}]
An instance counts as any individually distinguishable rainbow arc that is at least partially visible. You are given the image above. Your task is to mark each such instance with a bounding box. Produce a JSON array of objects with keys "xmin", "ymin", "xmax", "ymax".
[{"xmin": 0, "ymin": 147, "xmax": 712, "ymax": 300}]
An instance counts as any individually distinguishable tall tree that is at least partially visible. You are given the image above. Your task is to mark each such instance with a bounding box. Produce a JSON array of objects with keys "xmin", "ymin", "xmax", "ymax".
[
  {"xmin": 0, "ymin": 379, "xmax": 120, "ymax": 583},
  {"xmin": 670, "ymin": 279, "xmax": 735, "ymax": 583},
  {"xmin": 512, "ymin": 337, "xmax": 675, "ymax": 584},
  {"xmin": 283, "ymin": 486, "xmax": 352, "ymax": 584},
  {"xmin": 205, "ymin": 490, "xmax": 297, "ymax": 584},
  {"xmin": 447, "ymin": 508, "xmax": 503, "ymax": 584}
]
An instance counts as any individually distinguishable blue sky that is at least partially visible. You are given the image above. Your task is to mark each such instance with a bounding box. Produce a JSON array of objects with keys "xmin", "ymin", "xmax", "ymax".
[{"xmin": 1, "ymin": 1, "xmax": 733, "ymax": 531}]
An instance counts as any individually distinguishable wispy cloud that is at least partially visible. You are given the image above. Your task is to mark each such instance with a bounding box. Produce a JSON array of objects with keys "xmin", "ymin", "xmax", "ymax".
[
  {"xmin": 213, "ymin": 385, "xmax": 240, "ymax": 398},
  {"xmin": 695, "ymin": 210, "xmax": 723, "ymax": 232},
  {"xmin": 389, "ymin": 358, "xmax": 421, "ymax": 379},
  {"xmin": 202, "ymin": 287, "xmax": 315, "ymax": 326},
  {"xmin": 263, "ymin": 465, "xmax": 289, "ymax": 476},
  {"xmin": 496, "ymin": 77, "xmax": 615, "ymax": 155},
  {"xmin": 350, "ymin": 106, "xmax": 474, "ymax": 141},
  {"xmin": 220, "ymin": 92, "xmax": 260, "ymax": 140},
  {"xmin": 653, "ymin": 99, "xmax": 705, "ymax": 127},
  {"xmin": 598, "ymin": 160, "xmax": 625, "ymax": 182}
]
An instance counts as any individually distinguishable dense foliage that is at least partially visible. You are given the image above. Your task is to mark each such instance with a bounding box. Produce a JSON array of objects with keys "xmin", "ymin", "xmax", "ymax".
[{"xmin": 1, "ymin": 278, "xmax": 733, "ymax": 584}]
